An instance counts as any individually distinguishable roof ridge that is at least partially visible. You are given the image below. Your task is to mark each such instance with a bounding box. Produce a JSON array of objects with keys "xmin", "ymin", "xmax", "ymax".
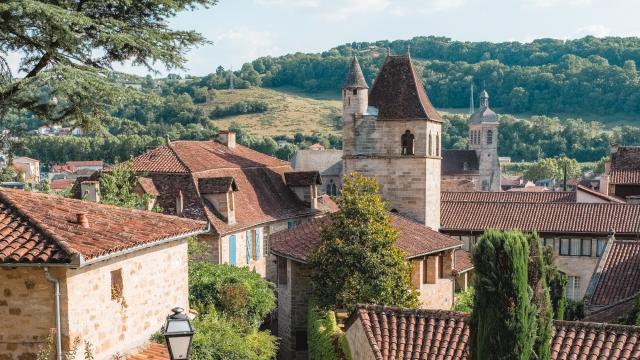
[
  {"xmin": 0, "ymin": 190, "xmax": 76, "ymax": 259},
  {"xmin": 408, "ymin": 56, "xmax": 441, "ymax": 123},
  {"xmin": 166, "ymin": 142, "xmax": 192, "ymax": 173}
]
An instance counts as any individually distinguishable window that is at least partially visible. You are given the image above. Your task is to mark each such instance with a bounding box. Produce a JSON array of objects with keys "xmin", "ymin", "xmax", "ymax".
[
  {"xmin": 567, "ymin": 276, "xmax": 580, "ymax": 300},
  {"xmin": 288, "ymin": 221, "xmax": 294, "ymax": 229},
  {"xmin": 560, "ymin": 239, "xmax": 570, "ymax": 256},
  {"xmin": 110, "ymin": 269, "xmax": 123, "ymax": 300},
  {"xmin": 229, "ymin": 235, "xmax": 237, "ymax": 265},
  {"xmin": 428, "ymin": 133, "xmax": 433, "ymax": 156},
  {"xmin": 487, "ymin": 130, "xmax": 493, "ymax": 145},
  {"xmin": 436, "ymin": 133, "xmax": 440, "ymax": 156},
  {"xmin": 401, "ymin": 130, "xmax": 415, "ymax": 156},
  {"xmin": 597, "ymin": 239, "xmax": 607, "ymax": 257},
  {"xmin": 570, "ymin": 238, "xmax": 581, "ymax": 256},
  {"xmin": 581, "ymin": 239, "xmax": 592, "ymax": 256},
  {"xmin": 278, "ymin": 257, "xmax": 288, "ymax": 285},
  {"xmin": 255, "ymin": 229, "xmax": 262, "ymax": 261},
  {"xmin": 352, "ymin": 89, "xmax": 357, "ymax": 95},
  {"xmin": 422, "ymin": 259, "xmax": 429, "ymax": 284},
  {"xmin": 438, "ymin": 255, "xmax": 445, "ymax": 279}
]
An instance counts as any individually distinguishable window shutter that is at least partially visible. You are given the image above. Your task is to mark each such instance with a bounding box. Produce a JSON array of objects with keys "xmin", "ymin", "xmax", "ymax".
[
  {"xmin": 229, "ymin": 235, "xmax": 236, "ymax": 266},
  {"xmin": 256, "ymin": 229, "xmax": 262, "ymax": 260},
  {"xmin": 246, "ymin": 231, "xmax": 251, "ymax": 264}
]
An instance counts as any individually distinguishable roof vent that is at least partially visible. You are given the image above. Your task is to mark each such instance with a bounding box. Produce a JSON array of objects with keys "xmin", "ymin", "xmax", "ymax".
[{"xmin": 76, "ymin": 213, "xmax": 90, "ymax": 228}]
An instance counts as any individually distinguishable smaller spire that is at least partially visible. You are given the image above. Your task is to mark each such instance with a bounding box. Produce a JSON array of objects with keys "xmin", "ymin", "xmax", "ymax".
[
  {"xmin": 480, "ymin": 90, "xmax": 489, "ymax": 108},
  {"xmin": 343, "ymin": 56, "xmax": 369, "ymax": 89}
]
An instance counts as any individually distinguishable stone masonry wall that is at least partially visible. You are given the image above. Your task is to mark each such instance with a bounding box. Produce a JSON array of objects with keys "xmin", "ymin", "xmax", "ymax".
[
  {"xmin": 0, "ymin": 267, "xmax": 65, "ymax": 360},
  {"xmin": 65, "ymin": 240, "xmax": 189, "ymax": 360},
  {"xmin": 277, "ymin": 258, "xmax": 313, "ymax": 360}
]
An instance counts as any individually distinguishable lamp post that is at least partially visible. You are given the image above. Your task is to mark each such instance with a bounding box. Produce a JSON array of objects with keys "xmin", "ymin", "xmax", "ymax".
[{"xmin": 163, "ymin": 307, "xmax": 195, "ymax": 360}]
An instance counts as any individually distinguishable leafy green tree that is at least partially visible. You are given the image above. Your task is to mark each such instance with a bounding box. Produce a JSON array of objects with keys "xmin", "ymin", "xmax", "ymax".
[
  {"xmin": 524, "ymin": 158, "xmax": 561, "ymax": 182},
  {"xmin": 470, "ymin": 230, "xmax": 536, "ymax": 360},
  {"xmin": 310, "ymin": 173, "xmax": 418, "ymax": 310},
  {"xmin": 99, "ymin": 161, "xmax": 147, "ymax": 209},
  {"xmin": 528, "ymin": 233, "xmax": 552, "ymax": 360},
  {"xmin": 0, "ymin": 0, "xmax": 217, "ymax": 126}
]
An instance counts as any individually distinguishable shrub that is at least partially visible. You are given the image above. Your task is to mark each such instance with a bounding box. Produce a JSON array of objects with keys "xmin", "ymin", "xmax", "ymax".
[
  {"xmin": 564, "ymin": 300, "xmax": 585, "ymax": 321},
  {"xmin": 453, "ymin": 287, "xmax": 474, "ymax": 313},
  {"xmin": 307, "ymin": 301, "xmax": 351, "ymax": 360},
  {"xmin": 209, "ymin": 100, "xmax": 269, "ymax": 118},
  {"xmin": 189, "ymin": 263, "xmax": 276, "ymax": 327}
]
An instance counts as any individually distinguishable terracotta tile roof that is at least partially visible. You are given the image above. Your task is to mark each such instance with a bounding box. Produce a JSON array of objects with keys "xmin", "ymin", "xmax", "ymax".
[
  {"xmin": 610, "ymin": 147, "xmax": 640, "ymax": 185},
  {"xmin": 577, "ymin": 184, "xmax": 626, "ymax": 204},
  {"xmin": 441, "ymin": 150, "xmax": 479, "ymax": 176},
  {"xmin": 507, "ymin": 185, "xmax": 549, "ymax": 192},
  {"xmin": 284, "ymin": 171, "xmax": 322, "ymax": 186},
  {"xmin": 369, "ymin": 55, "xmax": 442, "ymax": 122},
  {"xmin": 585, "ymin": 296, "xmax": 636, "ymax": 323},
  {"xmin": 126, "ymin": 343, "xmax": 169, "ymax": 360},
  {"xmin": 442, "ymin": 191, "xmax": 576, "ymax": 203},
  {"xmin": 453, "ymin": 249, "xmax": 473, "ymax": 275},
  {"xmin": 67, "ymin": 161, "xmax": 103, "ymax": 168},
  {"xmin": 347, "ymin": 304, "xmax": 640, "ymax": 360},
  {"xmin": 501, "ymin": 175, "xmax": 524, "ymax": 187},
  {"xmin": 0, "ymin": 189, "xmax": 207, "ymax": 264},
  {"xmin": 270, "ymin": 213, "xmax": 461, "ymax": 263},
  {"xmin": 198, "ymin": 177, "xmax": 237, "ymax": 194},
  {"xmin": 136, "ymin": 177, "xmax": 160, "ymax": 196},
  {"xmin": 130, "ymin": 140, "xmax": 318, "ymax": 236},
  {"xmin": 441, "ymin": 202, "xmax": 640, "ymax": 235},
  {"xmin": 50, "ymin": 179, "xmax": 74, "ymax": 191},
  {"xmin": 591, "ymin": 241, "xmax": 640, "ymax": 306},
  {"xmin": 317, "ymin": 195, "xmax": 339, "ymax": 213}
]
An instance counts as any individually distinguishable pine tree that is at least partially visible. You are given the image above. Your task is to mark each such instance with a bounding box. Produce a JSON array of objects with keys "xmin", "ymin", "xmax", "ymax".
[
  {"xmin": 528, "ymin": 233, "xmax": 552, "ymax": 360},
  {"xmin": 469, "ymin": 230, "xmax": 537, "ymax": 360},
  {"xmin": 309, "ymin": 173, "xmax": 418, "ymax": 310}
]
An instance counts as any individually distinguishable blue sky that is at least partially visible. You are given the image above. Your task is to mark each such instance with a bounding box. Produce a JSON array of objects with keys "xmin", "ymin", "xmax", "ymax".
[{"xmin": 9, "ymin": 0, "xmax": 640, "ymax": 77}]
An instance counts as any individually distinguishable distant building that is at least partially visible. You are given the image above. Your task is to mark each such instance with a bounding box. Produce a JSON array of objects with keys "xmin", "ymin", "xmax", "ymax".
[
  {"xmin": 308, "ymin": 143, "xmax": 325, "ymax": 151},
  {"xmin": 601, "ymin": 145, "xmax": 640, "ymax": 202},
  {"xmin": 12, "ymin": 156, "xmax": 40, "ymax": 184},
  {"xmin": 290, "ymin": 149, "xmax": 343, "ymax": 196}
]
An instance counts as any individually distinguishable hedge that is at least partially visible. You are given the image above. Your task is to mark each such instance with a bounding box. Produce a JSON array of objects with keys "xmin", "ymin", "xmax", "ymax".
[{"xmin": 307, "ymin": 301, "xmax": 351, "ymax": 360}]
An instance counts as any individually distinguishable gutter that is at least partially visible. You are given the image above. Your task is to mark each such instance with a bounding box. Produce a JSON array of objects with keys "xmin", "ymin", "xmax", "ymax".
[
  {"xmin": 44, "ymin": 267, "xmax": 63, "ymax": 360},
  {"xmin": 406, "ymin": 244, "xmax": 462, "ymax": 260}
]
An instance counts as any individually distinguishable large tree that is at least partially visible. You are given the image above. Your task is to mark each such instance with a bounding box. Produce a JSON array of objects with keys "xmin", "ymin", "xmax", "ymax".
[
  {"xmin": 0, "ymin": 0, "xmax": 217, "ymax": 128},
  {"xmin": 528, "ymin": 233, "xmax": 553, "ymax": 360},
  {"xmin": 310, "ymin": 173, "xmax": 418, "ymax": 310},
  {"xmin": 469, "ymin": 230, "xmax": 537, "ymax": 360}
]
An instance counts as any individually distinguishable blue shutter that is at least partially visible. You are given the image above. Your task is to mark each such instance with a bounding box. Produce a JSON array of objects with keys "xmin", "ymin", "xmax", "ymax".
[
  {"xmin": 229, "ymin": 235, "xmax": 236, "ymax": 266},
  {"xmin": 288, "ymin": 221, "xmax": 293, "ymax": 229},
  {"xmin": 256, "ymin": 229, "xmax": 262, "ymax": 260},
  {"xmin": 246, "ymin": 231, "xmax": 251, "ymax": 264}
]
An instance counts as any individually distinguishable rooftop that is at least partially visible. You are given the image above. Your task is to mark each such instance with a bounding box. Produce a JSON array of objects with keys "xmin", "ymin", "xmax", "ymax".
[
  {"xmin": 270, "ymin": 213, "xmax": 462, "ymax": 263},
  {"xmin": 591, "ymin": 240, "xmax": 640, "ymax": 307},
  {"xmin": 441, "ymin": 191, "xmax": 576, "ymax": 203},
  {"xmin": 343, "ymin": 57, "xmax": 369, "ymax": 89},
  {"xmin": 610, "ymin": 146, "xmax": 640, "ymax": 185},
  {"xmin": 0, "ymin": 189, "xmax": 207, "ymax": 265},
  {"xmin": 347, "ymin": 304, "xmax": 640, "ymax": 360},
  {"xmin": 441, "ymin": 150, "xmax": 479, "ymax": 176}
]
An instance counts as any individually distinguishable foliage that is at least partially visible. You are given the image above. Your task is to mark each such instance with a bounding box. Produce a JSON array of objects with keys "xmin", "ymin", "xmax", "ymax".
[
  {"xmin": 99, "ymin": 161, "xmax": 148, "ymax": 210},
  {"xmin": 310, "ymin": 173, "xmax": 419, "ymax": 310},
  {"xmin": 528, "ymin": 233, "xmax": 552, "ymax": 360},
  {"xmin": 308, "ymin": 300, "xmax": 351, "ymax": 360},
  {"xmin": 544, "ymin": 247, "xmax": 567, "ymax": 320},
  {"xmin": 624, "ymin": 294, "xmax": 640, "ymax": 325},
  {"xmin": 453, "ymin": 287, "xmax": 475, "ymax": 313},
  {"xmin": 564, "ymin": 300, "xmax": 585, "ymax": 321},
  {"xmin": 523, "ymin": 157, "xmax": 581, "ymax": 182},
  {"xmin": 0, "ymin": 167, "xmax": 15, "ymax": 183},
  {"xmin": 0, "ymin": 0, "xmax": 217, "ymax": 126},
  {"xmin": 190, "ymin": 310, "xmax": 277, "ymax": 360},
  {"xmin": 209, "ymin": 100, "xmax": 269, "ymax": 118},
  {"xmin": 470, "ymin": 230, "xmax": 536, "ymax": 360},
  {"xmin": 188, "ymin": 262, "xmax": 276, "ymax": 327}
]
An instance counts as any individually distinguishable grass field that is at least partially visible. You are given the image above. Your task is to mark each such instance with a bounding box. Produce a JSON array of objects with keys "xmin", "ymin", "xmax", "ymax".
[{"xmin": 203, "ymin": 87, "xmax": 342, "ymax": 137}]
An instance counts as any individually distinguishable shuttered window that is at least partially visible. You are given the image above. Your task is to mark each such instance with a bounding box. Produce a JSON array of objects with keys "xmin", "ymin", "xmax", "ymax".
[{"xmin": 229, "ymin": 235, "xmax": 237, "ymax": 265}]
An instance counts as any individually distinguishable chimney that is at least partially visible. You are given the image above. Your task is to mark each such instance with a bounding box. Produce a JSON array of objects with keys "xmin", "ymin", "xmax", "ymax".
[
  {"xmin": 176, "ymin": 190, "xmax": 184, "ymax": 217},
  {"xmin": 216, "ymin": 131, "xmax": 236, "ymax": 149},
  {"xmin": 76, "ymin": 213, "xmax": 89, "ymax": 228},
  {"xmin": 599, "ymin": 174, "xmax": 610, "ymax": 196},
  {"xmin": 81, "ymin": 181, "xmax": 100, "ymax": 203}
]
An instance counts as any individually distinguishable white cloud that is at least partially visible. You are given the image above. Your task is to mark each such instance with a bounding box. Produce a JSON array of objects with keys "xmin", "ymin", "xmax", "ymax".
[
  {"xmin": 254, "ymin": 0, "xmax": 320, "ymax": 7},
  {"xmin": 575, "ymin": 24, "xmax": 612, "ymax": 37},
  {"xmin": 215, "ymin": 27, "xmax": 282, "ymax": 65},
  {"xmin": 524, "ymin": 0, "xmax": 592, "ymax": 8}
]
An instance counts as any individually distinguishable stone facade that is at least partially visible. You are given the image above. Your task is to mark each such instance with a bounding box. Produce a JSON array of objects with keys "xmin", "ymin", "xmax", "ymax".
[
  {"xmin": 410, "ymin": 250, "xmax": 455, "ymax": 309},
  {"xmin": 468, "ymin": 91, "xmax": 501, "ymax": 192},
  {"xmin": 0, "ymin": 240, "xmax": 189, "ymax": 360}
]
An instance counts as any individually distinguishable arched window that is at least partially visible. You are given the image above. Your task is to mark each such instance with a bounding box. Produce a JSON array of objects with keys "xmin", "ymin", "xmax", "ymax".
[
  {"xmin": 436, "ymin": 133, "xmax": 440, "ymax": 156},
  {"xmin": 487, "ymin": 130, "xmax": 493, "ymax": 145},
  {"xmin": 428, "ymin": 132, "xmax": 433, "ymax": 156},
  {"xmin": 401, "ymin": 130, "xmax": 415, "ymax": 155}
]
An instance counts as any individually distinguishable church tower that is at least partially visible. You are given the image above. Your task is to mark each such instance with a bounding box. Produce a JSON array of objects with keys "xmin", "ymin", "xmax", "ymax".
[
  {"xmin": 342, "ymin": 53, "xmax": 442, "ymax": 229},
  {"xmin": 468, "ymin": 90, "xmax": 501, "ymax": 191}
]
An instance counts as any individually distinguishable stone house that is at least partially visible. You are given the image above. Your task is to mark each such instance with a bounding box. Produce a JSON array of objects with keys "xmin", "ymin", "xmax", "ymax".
[
  {"xmin": 0, "ymin": 188, "xmax": 207, "ymax": 360},
  {"xmin": 270, "ymin": 214, "xmax": 471, "ymax": 360},
  {"xmin": 442, "ymin": 90, "xmax": 501, "ymax": 192},
  {"xmin": 12, "ymin": 156, "xmax": 40, "ymax": 184},
  {"xmin": 440, "ymin": 191, "xmax": 640, "ymax": 300},
  {"xmin": 290, "ymin": 149, "xmax": 343, "ymax": 196},
  {"xmin": 345, "ymin": 304, "xmax": 640, "ymax": 360},
  {"xmin": 601, "ymin": 145, "xmax": 640, "ymax": 201},
  {"xmin": 124, "ymin": 132, "xmax": 329, "ymax": 280}
]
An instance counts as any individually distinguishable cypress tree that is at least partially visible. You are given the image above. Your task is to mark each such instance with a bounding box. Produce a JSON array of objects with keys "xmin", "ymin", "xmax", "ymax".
[
  {"xmin": 544, "ymin": 247, "xmax": 567, "ymax": 320},
  {"xmin": 528, "ymin": 233, "xmax": 553, "ymax": 360},
  {"xmin": 469, "ymin": 230, "xmax": 537, "ymax": 360}
]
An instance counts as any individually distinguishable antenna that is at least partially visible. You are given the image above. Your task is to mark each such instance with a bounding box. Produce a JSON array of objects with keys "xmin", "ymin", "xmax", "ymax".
[
  {"xmin": 229, "ymin": 66, "xmax": 234, "ymax": 90},
  {"xmin": 469, "ymin": 83, "xmax": 475, "ymax": 114}
]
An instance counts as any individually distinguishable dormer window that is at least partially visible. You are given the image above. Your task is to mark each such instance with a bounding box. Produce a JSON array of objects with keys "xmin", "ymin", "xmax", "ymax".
[
  {"xmin": 402, "ymin": 130, "xmax": 415, "ymax": 156},
  {"xmin": 199, "ymin": 177, "xmax": 238, "ymax": 224}
]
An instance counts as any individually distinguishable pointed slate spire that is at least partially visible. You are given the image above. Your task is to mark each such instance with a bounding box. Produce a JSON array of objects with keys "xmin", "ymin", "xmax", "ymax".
[{"xmin": 343, "ymin": 57, "xmax": 369, "ymax": 89}]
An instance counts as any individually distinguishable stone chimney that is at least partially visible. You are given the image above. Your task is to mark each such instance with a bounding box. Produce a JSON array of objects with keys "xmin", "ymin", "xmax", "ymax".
[
  {"xmin": 76, "ymin": 213, "xmax": 89, "ymax": 228},
  {"xmin": 81, "ymin": 181, "xmax": 100, "ymax": 203},
  {"xmin": 217, "ymin": 131, "xmax": 236, "ymax": 149},
  {"xmin": 599, "ymin": 174, "xmax": 610, "ymax": 195}
]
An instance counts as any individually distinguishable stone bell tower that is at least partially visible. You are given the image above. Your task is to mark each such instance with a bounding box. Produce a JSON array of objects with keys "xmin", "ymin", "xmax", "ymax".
[
  {"xmin": 468, "ymin": 90, "xmax": 501, "ymax": 191},
  {"xmin": 342, "ymin": 52, "xmax": 442, "ymax": 230}
]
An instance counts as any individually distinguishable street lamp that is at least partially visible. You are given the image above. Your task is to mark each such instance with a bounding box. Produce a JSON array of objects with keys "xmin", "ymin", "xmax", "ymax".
[{"xmin": 163, "ymin": 307, "xmax": 195, "ymax": 360}]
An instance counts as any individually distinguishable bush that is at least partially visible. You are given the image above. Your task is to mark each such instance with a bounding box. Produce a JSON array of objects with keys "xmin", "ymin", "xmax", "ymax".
[
  {"xmin": 453, "ymin": 287, "xmax": 474, "ymax": 312},
  {"xmin": 209, "ymin": 100, "xmax": 269, "ymax": 118},
  {"xmin": 190, "ymin": 310, "xmax": 277, "ymax": 360},
  {"xmin": 189, "ymin": 263, "xmax": 276, "ymax": 327},
  {"xmin": 308, "ymin": 301, "xmax": 351, "ymax": 360},
  {"xmin": 564, "ymin": 300, "xmax": 585, "ymax": 321}
]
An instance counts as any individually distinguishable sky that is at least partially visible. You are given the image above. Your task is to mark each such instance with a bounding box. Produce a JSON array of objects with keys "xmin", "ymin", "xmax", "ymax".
[{"xmin": 8, "ymin": 0, "xmax": 640, "ymax": 77}]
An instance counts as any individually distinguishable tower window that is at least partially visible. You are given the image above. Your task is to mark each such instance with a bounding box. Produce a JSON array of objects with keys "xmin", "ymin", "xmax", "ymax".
[
  {"xmin": 401, "ymin": 130, "xmax": 415, "ymax": 156},
  {"xmin": 436, "ymin": 133, "xmax": 440, "ymax": 156},
  {"xmin": 353, "ymin": 89, "xmax": 357, "ymax": 95},
  {"xmin": 428, "ymin": 133, "xmax": 433, "ymax": 156},
  {"xmin": 487, "ymin": 130, "xmax": 493, "ymax": 145}
]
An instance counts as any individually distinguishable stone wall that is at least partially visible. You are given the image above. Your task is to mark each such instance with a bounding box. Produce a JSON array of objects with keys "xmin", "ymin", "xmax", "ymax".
[
  {"xmin": 411, "ymin": 251, "xmax": 455, "ymax": 310},
  {"xmin": 65, "ymin": 240, "xmax": 189, "ymax": 360},
  {"xmin": 345, "ymin": 319, "xmax": 376, "ymax": 360},
  {"xmin": 0, "ymin": 267, "xmax": 64, "ymax": 360},
  {"xmin": 277, "ymin": 257, "xmax": 313, "ymax": 360}
]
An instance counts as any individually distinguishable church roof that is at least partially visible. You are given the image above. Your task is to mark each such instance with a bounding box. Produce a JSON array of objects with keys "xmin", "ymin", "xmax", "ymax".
[
  {"xmin": 469, "ymin": 90, "xmax": 498, "ymax": 125},
  {"xmin": 368, "ymin": 54, "xmax": 442, "ymax": 122},
  {"xmin": 441, "ymin": 150, "xmax": 479, "ymax": 176},
  {"xmin": 343, "ymin": 57, "xmax": 369, "ymax": 89}
]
